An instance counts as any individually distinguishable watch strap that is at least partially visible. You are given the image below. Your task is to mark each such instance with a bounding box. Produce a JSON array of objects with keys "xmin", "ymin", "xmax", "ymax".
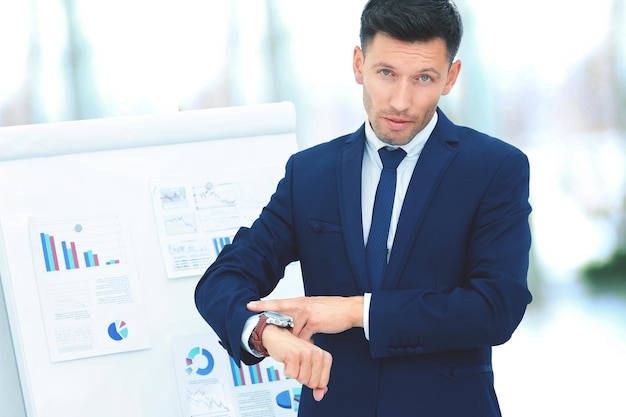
[{"xmin": 249, "ymin": 313, "xmax": 270, "ymax": 357}]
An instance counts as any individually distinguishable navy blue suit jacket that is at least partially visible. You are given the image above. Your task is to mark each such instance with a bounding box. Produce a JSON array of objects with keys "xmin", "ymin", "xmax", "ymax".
[{"xmin": 195, "ymin": 109, "xmax": 532, "ymax": 416}]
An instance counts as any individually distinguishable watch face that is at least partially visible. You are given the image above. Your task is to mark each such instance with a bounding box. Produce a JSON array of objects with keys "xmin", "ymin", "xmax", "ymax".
[{"xmin": 264, "ymin": 311, "xmax": 294, "ymax": 328}]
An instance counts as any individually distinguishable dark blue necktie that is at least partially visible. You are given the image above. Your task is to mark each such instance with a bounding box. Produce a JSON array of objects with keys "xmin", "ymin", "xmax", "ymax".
[{"xmin": 366, "ymin": 147, "xmax": 407, "ymax": 290}]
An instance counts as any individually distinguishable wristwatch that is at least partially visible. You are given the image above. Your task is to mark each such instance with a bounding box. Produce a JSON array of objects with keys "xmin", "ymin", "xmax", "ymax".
[{"xmin": 249, "ymin": 311, "xmax": 294, "ymax": 357}]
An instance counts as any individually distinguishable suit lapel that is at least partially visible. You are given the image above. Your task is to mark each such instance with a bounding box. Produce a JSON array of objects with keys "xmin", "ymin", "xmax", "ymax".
[
  {"xmin": 384, "ymin": 111, "xmax": 459, "ymax": 288},
  {"xmin": 337, "ymin": 125, "xmax": 371, "ymax": 292}
]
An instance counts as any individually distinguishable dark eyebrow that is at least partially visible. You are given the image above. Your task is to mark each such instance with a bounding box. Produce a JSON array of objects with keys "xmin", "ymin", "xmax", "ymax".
[{"xmin": 371, "ymin": 61, "xmax": 443, "ymax": 77}]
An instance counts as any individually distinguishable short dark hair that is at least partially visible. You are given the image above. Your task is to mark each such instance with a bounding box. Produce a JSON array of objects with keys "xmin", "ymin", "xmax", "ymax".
[{"xmin": 359, "ymin": 0, "xmax": 463, "ymax": 63}]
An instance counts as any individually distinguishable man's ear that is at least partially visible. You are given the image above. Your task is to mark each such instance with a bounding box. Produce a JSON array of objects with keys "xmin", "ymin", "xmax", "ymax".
[
  {"xmin": 353, "ymin": 46, "xmax": 364, "ymax": 85},
  {"xmin": 442, "ymin": 60, "xmax": 461, "ymax": 95}
]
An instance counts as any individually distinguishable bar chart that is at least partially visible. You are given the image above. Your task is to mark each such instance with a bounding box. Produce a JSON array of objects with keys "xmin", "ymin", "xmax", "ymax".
[
  {"xmin": 212, "ymin": 236, "xmax": 231, "ymax": 255},
  {"xmin": 229, "ymin": 357, "xmax": 286, "ymax": 387},
  {"xmin": 36, "ymin": 215, "xmax": 125, "ymax": 272}
]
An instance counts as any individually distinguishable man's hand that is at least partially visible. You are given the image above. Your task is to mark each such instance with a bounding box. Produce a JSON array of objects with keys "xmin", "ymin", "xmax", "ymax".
[
  {"xmin": 247, "ymin": 296, "xmax": 364, "ymax": 342},
  {"xmin": 262, "ymin": 324, "xmax": 332, "ymax": 401}
]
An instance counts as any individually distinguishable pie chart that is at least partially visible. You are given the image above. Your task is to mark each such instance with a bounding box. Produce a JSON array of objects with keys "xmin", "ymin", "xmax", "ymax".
[
  {"xmin": 276, "ymin": 387, "xmax": 301, "ymax": 412},
  {"xmin": 186, "ymin": 347, "xmax": 214, "ymax": 376},
  {"xmin": 107, "ymin": 320, "xmax": 129, "ymax": 341}
]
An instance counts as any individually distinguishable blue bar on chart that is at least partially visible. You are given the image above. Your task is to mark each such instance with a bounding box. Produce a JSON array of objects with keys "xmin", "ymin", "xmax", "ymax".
[
  {"xmin": 230, "ymin": 357, "xmax": 246, "ymax": 387},
  {"xmin": 212, "ymin": 236, "xmax": 231, "ymax": 255},
  {"xmin": 84, "ymin": 250, "xmax": 100, "ymax": 267},
  {"xmin": 61, "ymin": 241, "xmax": 80, "ymax": 269},
  {"xmin": 229, "ymin": 357, "xmax": 285, "ymax": 387},
  {"xmin": 40, "ymin": 233, "xmax": 60, "ymax": 272},
  {"xmin": 249, "ymin": 363, "xmax": 263, "ymax": 384},
  {"xmin": 39, "ymin": 231, "xmax": 121, "ymax": 272},
  {"xmin": 266, "ymin": 366, "xmax": 281, "ymax": 382}
]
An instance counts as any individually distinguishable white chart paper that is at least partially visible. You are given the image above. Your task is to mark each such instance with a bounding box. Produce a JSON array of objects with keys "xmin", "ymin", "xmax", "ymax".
[
  {"xmin": 28, "ymin": 214, "xmax": 151, "ymax": 362},
  {"xmin": 150, "ymin": 169, "xmax": 281, "ymax": 279},
  {"xmin": 172, "ymin": 332, "xmax": 302, "ymax": 417}
]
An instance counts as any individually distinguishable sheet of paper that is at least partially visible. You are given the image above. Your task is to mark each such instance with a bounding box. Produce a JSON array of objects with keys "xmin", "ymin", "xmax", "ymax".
[
  {"xmin": 150, "ymin": 169, "xmax": 280, "ymax": 279},
  {"xmin": 28, "ymin": 214, "xmax": 151, "ymax": 362},
  {"xmin": 172, "ymin": 332, "xmax": 302, "ymax": 417}
]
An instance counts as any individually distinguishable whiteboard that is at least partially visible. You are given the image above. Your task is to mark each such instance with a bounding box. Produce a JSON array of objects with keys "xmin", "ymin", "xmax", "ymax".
[{"xmin": 0, "ymin": 102, "xmax": 304, "ymax": 417}]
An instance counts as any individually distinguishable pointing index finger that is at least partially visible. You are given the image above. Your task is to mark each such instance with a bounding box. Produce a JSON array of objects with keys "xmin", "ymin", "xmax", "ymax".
[{"xmin": 247, "ymin": 299, "xmax": 278, "ymax": 312}]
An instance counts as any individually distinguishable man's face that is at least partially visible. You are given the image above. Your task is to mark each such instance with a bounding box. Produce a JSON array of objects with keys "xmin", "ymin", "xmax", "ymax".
[{"xmin": 353, "ymin": 33, "xmax": 461, "ymax": 146}]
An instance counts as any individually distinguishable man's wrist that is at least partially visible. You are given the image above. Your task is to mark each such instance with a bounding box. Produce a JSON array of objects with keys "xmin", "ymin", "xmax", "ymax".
[
  {"xmin": 350, "ymin": 295, "xmax": 366, "ymax": 328},
  {"xmin": 248, "ymin": 312, "xmax": 294, "ymax": 357},
  {"xmin": 249, "ymin": 313, "xmax": 270, "ymax": 356}
]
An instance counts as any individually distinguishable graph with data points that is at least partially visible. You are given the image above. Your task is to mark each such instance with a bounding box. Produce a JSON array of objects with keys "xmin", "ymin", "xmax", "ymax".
[
  {"xmin": 187, "ymin": 386, "xmax": 231, "ymax": 415},
  {"xmin": 173, "ymin": 332, "xmax": 302, "ymax": 417},
  {"xmin": 28, "ymin": 214, "xmax": 151, "ymax": 362},
  {"xmin": 36, "ymin": 215, "xmax": 124, "ymax": 273},
  {"xmin": 150, "ymin": 172, "xmax": 281, "ymax": 279},
  {"xmin": 229, "ymin": 357, "xmax": 286, "ymax": 387}
]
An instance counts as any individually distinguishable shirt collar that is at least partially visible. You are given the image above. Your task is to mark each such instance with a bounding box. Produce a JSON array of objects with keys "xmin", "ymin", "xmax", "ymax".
[{"xmin": 364, "ymin": 111, "xmax": 438, "ymax": 157}]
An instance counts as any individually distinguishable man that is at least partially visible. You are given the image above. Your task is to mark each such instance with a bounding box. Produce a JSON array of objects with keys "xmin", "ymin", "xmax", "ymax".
[{"xmin": 195, "ymin": 0, "xmax": 532, "ymax": 416}]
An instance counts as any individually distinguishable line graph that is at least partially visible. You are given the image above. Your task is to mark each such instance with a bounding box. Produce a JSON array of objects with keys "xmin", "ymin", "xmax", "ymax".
[
  {"xmin": 187, "ymin": 385, "xmax": 231, "ymax": 416},
  {"xmin": 159, "ymin": 186, "xmax": 188, "ymax": 209},
  {"xmin": 167, "ymin": 240, "xmax": 213, "ymax": 272},
  {"xmin": 163, "ymin": 214, "xmax": 197, "ymax": 235},
  {"xmin": 46, "ymin": 281, "xmax": 91, "ymax": 311},
  {"xmin": 193, "ymin": 182, "xmax": 236, "ymax": 210}
]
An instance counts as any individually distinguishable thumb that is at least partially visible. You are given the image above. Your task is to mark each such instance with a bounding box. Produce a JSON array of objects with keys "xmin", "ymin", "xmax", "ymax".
[{"xmin": 312, "ymin": 386, "xmax": 328, "ymax": 402}]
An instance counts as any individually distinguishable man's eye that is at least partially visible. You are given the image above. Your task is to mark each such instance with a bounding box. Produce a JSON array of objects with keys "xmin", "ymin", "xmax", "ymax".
[
  {"xmin": 419, "ymin": 75, "xmax": 431, "ymax": 82},
  {"xmin": 380, "ymin": 69, "xmax": 392, "ymax": 76}
]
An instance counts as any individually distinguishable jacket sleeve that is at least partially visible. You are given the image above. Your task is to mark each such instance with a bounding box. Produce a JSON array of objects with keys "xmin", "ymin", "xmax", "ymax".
[
  {"xmin": 194, "ymin": 156, "xmax": 298, "ymax": 365},
  {"xmin": 368, "ymin": 148, "xmax": 532, "ymax": 358}
]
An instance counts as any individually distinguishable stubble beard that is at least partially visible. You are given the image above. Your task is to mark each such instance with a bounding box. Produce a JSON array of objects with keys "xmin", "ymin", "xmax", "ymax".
[
  {"xmin": 373, "ymin": 106, "xmax": 436, "ymax": 146},
  {"xmin": 371, "ymin": 113, "xmax": 420, "ymax": 146}
]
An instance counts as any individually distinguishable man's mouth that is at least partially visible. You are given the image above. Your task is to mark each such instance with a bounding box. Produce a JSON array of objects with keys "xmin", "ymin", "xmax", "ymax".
[{"xmin": 384, "ymin": 117, "xmax": 411, "ymax": 130}]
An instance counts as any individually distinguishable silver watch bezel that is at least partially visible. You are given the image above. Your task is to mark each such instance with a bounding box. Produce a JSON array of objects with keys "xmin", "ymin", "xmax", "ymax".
[{"xmin": 263, "ymin": 311, "xmax": 294, "ymax": 328}]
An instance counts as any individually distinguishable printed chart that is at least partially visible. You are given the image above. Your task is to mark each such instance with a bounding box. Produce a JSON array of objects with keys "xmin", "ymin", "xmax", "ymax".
[
  {"xmin": 151, "ymin": 171, "xmax": 279, "ymax": 279},
  {"xmin": 172, "ymin": 333, "xmax": 302, "ymax": 417},
  {"xmin": 229, "ymin": 357, "xmax": 287, "ymax": 386},
  {"xmin": 37, "ymin": 216, "xmax": 124, "ymax": 272},
  {"xmin": 29, "ymin": 215, "xmax": 150, "ymax": 362}
]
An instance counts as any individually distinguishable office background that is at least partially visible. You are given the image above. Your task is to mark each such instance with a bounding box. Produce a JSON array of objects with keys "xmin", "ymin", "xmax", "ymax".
[{"xmin": 1, "ymin": 1, "xmax": 624, "ymax": 415}]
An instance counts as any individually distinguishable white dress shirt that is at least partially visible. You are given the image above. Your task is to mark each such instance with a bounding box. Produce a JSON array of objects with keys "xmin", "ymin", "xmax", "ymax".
[
  {"xmin": 360, "ymin": 112, "xmax": 436, "ymax": 339},
  {"xmin": 242, "ymin": 112, "xmax": 437, "ymax": 354}
]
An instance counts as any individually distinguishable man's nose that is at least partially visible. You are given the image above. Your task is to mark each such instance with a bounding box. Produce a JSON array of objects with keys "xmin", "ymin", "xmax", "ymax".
[{"xmin": 389, "ymin": 80, "xmax": 412, "ymax": 112}]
